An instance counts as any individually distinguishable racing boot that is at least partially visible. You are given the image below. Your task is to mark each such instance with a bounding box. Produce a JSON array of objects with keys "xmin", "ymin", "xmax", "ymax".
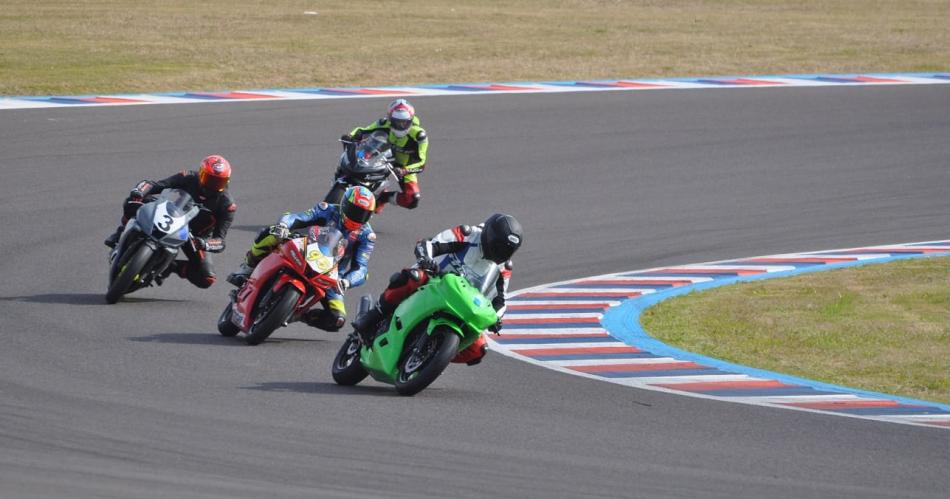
[
  {"xmin": 352, "ymin": 304, "xmax": 383, "ymax": 347},
  {"xmin": 226, "ymin": 262, "xmax": 254, "ymax": 287},
  {"xmin": 226, "ymin": 251, "xmax": 261, "ymax": 287},
  {"xmin": 104, "ymin": 226, "xmax": 123, "ymax": 249},
  {"xmin": 154, "ymin": 261, "xmax": 181, "ymax": 286},
  {"xmin": 304, "ymin": 308, "xmax": 345, "ymax": 332}
]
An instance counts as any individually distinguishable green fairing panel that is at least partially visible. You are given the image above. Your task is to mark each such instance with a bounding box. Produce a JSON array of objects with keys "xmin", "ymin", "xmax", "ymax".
[{"xmin": 360, "ymin": 274, "xmax": 497, "ymax": 383}]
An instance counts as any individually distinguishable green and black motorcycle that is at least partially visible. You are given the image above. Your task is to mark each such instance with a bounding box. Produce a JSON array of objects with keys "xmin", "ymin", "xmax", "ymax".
[{"xmin": 331, "ymin": 265, "xmax": 500, "ymax": 396}]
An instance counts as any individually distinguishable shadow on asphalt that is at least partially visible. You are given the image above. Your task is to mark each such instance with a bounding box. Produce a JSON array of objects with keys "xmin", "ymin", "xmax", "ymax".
[
  {"xmin": 128, "ymin": 332, "xmax": 326, "ymax": 346},
  {"xmin": 0, "ymin": 293, "xmax": 187, "ymax": 306},
  {"xmin": 128, "ymin": 332, "xmax": 247, "ymax": 346},
  {"xmin": 228, "ymin": 224, "xmax": 267, "ymax": 233},
  {"xmin": 242, "ymin": 381, "xmax": 394, "ymax": 396}
]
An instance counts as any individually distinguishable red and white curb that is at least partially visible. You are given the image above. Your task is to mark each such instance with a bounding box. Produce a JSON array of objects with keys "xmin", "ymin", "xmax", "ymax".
[
  {"xmin": 489, "ymin": 240, "xmax": 950, "ymax": 429},
  {"xmin": 2, "ymin": 73, "xmax": 948, "ymax": 110}
]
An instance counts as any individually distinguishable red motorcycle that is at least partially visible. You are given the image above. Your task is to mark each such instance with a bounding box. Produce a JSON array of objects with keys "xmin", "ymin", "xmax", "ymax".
[{"xmin": 217, "ymin": 226, "xmax": 347, "ymax": 345}]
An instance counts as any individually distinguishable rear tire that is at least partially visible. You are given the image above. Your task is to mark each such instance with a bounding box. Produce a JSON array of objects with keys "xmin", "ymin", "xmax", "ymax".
[
  {"xmin": 217, "ymin": 302, "xmax": 240, "ymax": 337},
  {"xmin": 244, "ymin": 287, "xmax": 300, "ymax": 345},
  {"xmin": 394, "ymin": 326, "xmax": 460, "ymax": 396},
  {"xmin": 105, "ymin": 244, "xmax": 153, "ymax": 304},
  {"xmin": 331, "ymin": 334, "xmax": 369, "ymax": 385}
]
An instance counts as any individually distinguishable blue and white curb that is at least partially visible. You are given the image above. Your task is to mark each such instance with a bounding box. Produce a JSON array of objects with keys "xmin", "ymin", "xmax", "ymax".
[
  {"xmin": 488, "ymin": 240, "xmax": 950, "ymax": 429},
  {"xmin": 2, "ymin": 72, "xmax": 948, "ymax": 110}
]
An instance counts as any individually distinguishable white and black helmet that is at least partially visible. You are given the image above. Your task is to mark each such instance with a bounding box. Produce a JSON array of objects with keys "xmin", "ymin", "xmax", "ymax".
[
  {"xmin": 480, "ymin": 213, "xmax": 523, "ymax": 264},
  {"xmin": 387, "ymin": 99, "xmax": 415, "ymax": 138}
]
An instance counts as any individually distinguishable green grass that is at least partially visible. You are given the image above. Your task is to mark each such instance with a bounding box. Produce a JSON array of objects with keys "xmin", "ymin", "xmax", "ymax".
[
  {"xmin": 642, "ymin": 257, "xmax": 950, "ymax": 404},
  {"xmin": 2, "ymin": 0, "xmax": 949, "ymax": 95}
]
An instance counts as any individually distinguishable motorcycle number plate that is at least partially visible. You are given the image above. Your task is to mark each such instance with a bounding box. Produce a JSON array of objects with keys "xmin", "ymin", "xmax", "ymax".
[{"xmin": 306, "ymin": 249, "xmax": 333, "ymax": 273}]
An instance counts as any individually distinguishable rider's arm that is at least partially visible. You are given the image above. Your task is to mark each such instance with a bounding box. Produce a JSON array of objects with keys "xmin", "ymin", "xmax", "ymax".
[
  {"xmin": 209, "ymin": 194, "xmax": 237, "ymax": 249},
  {"xmin": 278, "ymin": 201, "xmax": 333, "ymax": 231},
  {"xmin": 492, "ymin": 261, "xmax": 513, "ymax": 318},
  {"xmin": 402, "ymin": 129, "xmax": 428, "ymax": 174},
  {"xmin": 342, "ymin": 229, "xmax": 376, "ymax": 287},
  {"xmin": 348, "ymin": 119, "xmax": 385, "ymax": 140},
  {"xmin": 416, "ymin": 225, "xmax": 470, "ymax": 259},
  {"xmin": 148, "ymin": 170, "xmax": 190, "ymax": 194}
]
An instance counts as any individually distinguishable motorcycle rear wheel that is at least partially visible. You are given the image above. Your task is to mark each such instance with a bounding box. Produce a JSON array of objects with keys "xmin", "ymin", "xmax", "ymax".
[
  {"xmin": 331, "ymin": 334, "xmax": 369, "ymax": 385},
  {"xmin": 105, "ymin": 244, "xmax": 153, "ymax": 304},
  {"xmin": 244, "ymin": 287, "xmax": 300, "ymax": 345},
  {"xmin": 394, "ymin": 326, "xmax": 460, "ymax": 396},
  {"xmin": 217, "ymin": 301, "xmax": 240, "ymax": 337}
]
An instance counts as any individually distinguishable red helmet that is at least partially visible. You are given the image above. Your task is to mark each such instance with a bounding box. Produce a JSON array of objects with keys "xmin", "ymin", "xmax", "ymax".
[
  {"xmin": 387, "ymin": 99, "xmax": 415, "ymax": 138},
  {"xmin": 341, "ymin": 186, "xmax": 376, "ymax": 232},
  {"xmin": 198, "ymin": 155, "xmax": 231, "ymax": 193}
]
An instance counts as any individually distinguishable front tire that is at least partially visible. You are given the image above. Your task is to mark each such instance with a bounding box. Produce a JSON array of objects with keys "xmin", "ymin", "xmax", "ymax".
[
  {"xmin": 244, "ymin": 287, "xmax": 300, "ymax": 345},
  {"xmin": 105, "ymin": 244, "xmax": 153, "ymax": 304},
  {"xmin": 394, "ymin": 326, "xmax": 461, "ymax": 396},
  {"xmin": 331, "ymin": 334, "xmax": 369, "ymax": 385},
  {"xmin": 217, "ymin": 301, "xmax": 240, "ymax": 337}
]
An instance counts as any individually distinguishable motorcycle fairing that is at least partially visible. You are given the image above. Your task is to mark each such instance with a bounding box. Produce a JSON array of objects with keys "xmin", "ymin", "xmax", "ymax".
[{"xmin": 361, "ymin": 273, "xmax": 497, "ymax": 383}]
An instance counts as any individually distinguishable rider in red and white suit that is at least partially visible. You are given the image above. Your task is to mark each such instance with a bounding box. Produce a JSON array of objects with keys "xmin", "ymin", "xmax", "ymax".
[{"xmin": 353, "ymin": 214, "xmax": 523, "ymax": 365}]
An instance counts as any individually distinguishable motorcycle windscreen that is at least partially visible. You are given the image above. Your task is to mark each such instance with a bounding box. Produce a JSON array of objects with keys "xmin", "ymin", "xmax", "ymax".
[
  {"xmin": 305, "ymin": 226, "xmax": 347, "ymax": 274},
  {"xmin": 351, "ymin": 132, "xmax": 393, "ymax": 174},
  {"xmin": 156, "ymin": 189, "xmax": 195, "ymax": 217},
  {"xmin": 445, "ymin": 259, "xmax": 501, "ymax": 297}
]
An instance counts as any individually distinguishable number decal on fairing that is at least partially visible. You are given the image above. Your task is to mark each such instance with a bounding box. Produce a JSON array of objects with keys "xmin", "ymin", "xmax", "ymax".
[{"xmin": 156, "ymin": 214, "xmax": 173, "ymax": 232}]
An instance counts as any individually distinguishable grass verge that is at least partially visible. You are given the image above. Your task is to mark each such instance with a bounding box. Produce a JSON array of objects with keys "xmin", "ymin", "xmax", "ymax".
[
  {"xmin": 2, "ymin": 0, "xmax": 949, "ymax": 95},
  {"xmin": 642, "ymin": 257, "xmax": 950, "ymax": 404}
]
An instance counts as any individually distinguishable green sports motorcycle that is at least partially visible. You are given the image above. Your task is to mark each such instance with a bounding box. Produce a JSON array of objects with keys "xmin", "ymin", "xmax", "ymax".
[{"xmin": 331, "ymin": 265, "xmax": 500, "ymax": 396}]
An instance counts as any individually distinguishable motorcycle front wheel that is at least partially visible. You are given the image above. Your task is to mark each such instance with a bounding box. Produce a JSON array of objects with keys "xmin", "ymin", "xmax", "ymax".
[
  {"xmin": 331, "ymin": 334, "xmax": 369, "ymax": 386},
  {"xmin": 394, "ymin": 326, "xmax": 460, "ymax": 396},
  {"xmin": 105, "ymin": 244, "xmax": 153, "ymax": 304},
  {"xmin": 244, "ymin": 287, "xmax": 300, "ymax": 345}
]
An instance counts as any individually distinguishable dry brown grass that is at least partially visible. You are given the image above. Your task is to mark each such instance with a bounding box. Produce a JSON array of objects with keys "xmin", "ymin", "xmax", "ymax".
[
  {"xmin": 2, "ymin": 1, "xmax": 949, "ymax": 95},
  {"xmin": 643, "ymin": 257, "xmax": 950, "ymax": 404}
]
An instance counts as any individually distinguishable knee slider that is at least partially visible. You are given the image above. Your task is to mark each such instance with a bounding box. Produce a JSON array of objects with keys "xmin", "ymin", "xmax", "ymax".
[
  {"xmin": 406, "ymin": 193, "xmax": 420, "ymax": 209},
  {"xmin": 389, "ymin": 269, "xmax": 411, "ymax": 287}
]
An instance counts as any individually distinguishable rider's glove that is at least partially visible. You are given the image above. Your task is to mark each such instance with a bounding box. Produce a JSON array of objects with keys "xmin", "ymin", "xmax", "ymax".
[
  {"xmin": 340, "ymin": 134, "xmax": 353, "ymax": 142},
  {"xmin": 203, "ymin": 237, "xmax": 225, "ymax": 253},
  {"xmin": 335, "ymin": 278, "xmax": 350, "ymax": 295},
  {"xmin": 488, "ymin": 319, "xmax": 503, "ymax": 335},
  {"xmin": 193, "ymin": 237, "xmax": 208, "ymax": 250},
  {"xmin": 129, "ymin": 181, "xmax": 152, "ymax": 201},
  {"xmin": 416, "ymin": 257, "xmax": 439, "ymax": 274},
  {"xmin": 393, "ymin": 167, "xmax": 407, "ymax": 178},
  {"xmin": 269, "ymin": 223, "xmax": 290, "ymax": 240},
  {"xmin": 414, "ymin": 239, "xmax": 433, "ymax": 261}
]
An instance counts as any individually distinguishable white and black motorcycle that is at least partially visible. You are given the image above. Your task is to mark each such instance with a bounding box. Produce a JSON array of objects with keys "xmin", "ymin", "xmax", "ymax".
[{"xmin": 105, "ymin": 189, "xmax": 208, "ymax": 304}]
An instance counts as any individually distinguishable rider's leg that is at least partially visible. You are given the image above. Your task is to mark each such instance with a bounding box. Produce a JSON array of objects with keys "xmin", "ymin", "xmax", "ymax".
[
  {"xmin": 353, "ymin": 268, "xmax": 429, "ymax": 343},
  {"xmin": 304, "ymin": 296, "xmax": 346, "ymax": 332},
  {"xmin": 227, "ymin": 229, "xmax": 278, "ymax": 285},
  {"xmin": 105, "ymin": 198, "xmax": 144, "ymax": 248},
  {"xmin": 178, "ymin": 244, "xmax": 216, "ymax": 288},
  {"xmin": 395, "ymin": 178, "xmax": 420, "ymax": 209},
  {"xmin": 452, "ymin": 335, "xmax": 488, "ymax": 365}
]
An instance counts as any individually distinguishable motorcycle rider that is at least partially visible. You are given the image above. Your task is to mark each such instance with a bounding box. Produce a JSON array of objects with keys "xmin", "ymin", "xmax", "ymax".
[
  {"xmin": 340, "ymin": 99, "xmax": 428, "ymax": 210},
  {"xmin": 352, "ymin": 213, "xmax": 523, "ymax": 365},
  {"xmin": 227, "ymin": 186, "xmax": 377, "ymax": 332},
  {"xmin": 104, "ymin": 155, "xmax": 236, "ymax": 289}
]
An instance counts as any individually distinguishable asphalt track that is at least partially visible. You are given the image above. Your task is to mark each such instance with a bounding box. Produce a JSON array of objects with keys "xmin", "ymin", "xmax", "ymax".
[{"xmin": 1, "ymin": 85, "xmax": 949, "ymax": 498}]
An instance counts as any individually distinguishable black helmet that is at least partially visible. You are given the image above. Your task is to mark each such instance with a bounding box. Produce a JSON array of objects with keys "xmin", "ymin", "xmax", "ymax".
[{"xmin": 480, "ymin": 213, "xmax": 523, "ymax": 264}]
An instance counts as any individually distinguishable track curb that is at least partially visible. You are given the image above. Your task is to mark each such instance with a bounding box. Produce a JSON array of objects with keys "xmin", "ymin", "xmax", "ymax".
[{"xmin": 488, "ymin": 240, "xmax": 950, "ymax": 429}]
